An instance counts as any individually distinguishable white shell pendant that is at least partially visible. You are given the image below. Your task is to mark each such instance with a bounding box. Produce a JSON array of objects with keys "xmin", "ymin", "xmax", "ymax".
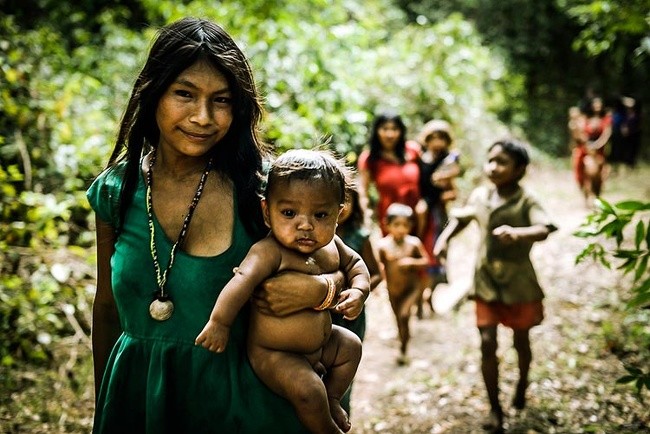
[{"xmin": 149, "ymin": 298, "xmax": 174, "ymax": 321}]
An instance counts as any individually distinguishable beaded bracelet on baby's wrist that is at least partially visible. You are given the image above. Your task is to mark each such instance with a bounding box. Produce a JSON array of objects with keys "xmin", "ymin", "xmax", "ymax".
[{"xmin": 313, "ymin": 276, "xmax": 336, "ymax": 311}]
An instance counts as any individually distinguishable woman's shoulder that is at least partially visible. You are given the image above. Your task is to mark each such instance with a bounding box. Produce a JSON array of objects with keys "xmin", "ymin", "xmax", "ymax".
[
  {"xmin": 357, "ymin": 149, "xmax": 371, "ymax": 169},
  {"xmin": 86, "ymin": 162, "xmax": 128, "ymax": 224}
]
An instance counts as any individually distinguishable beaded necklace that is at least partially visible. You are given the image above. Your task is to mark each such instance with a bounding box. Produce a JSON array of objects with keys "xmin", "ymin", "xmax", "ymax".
[{"xmin": 145, "ymin": 152, "xmax": 213, "ymax": 321}]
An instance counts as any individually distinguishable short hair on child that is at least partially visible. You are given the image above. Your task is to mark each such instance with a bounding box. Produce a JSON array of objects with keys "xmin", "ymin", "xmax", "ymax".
[
  {"xmin": 385, "ymin": 203, "xmax": 414, "ymax": 223},
  {"xmin": 489, "ymin": 139, "xmax": 530, "ymax": 167},
  {"xmin": 265, "ymin": 149, "xmax": 352, "ymax": 204}
]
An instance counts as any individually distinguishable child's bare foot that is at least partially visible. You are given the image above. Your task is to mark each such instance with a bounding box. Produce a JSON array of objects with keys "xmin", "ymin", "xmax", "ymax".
[
  {"xmin": 328, "ymin": 398, "xmax": 351, "ymax": 432},
  {"xmin": 481, "ymin": 408, "xmax": 503, "ymax": 433},
  {"xmin": 396, "ymin": 354, "xmax": 410, "ymax": 366}
]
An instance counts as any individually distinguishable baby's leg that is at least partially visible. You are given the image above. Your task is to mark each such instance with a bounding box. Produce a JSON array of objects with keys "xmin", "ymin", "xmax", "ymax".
[
  {"xmin": 248, "ymin": 344, "xmax": 343, "ymax": 434},
  {"xmin": 320, "ymin": 326, "xmax": 362, "ymax": 432}
]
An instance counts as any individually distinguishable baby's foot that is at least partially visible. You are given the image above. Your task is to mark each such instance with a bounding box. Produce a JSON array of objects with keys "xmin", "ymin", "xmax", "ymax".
[
  {"xmin": 328, "ymin": 398, "xmax": 351, "ymax": 432},
  {"xmin": 481, "ymin": 408, "xmax": 503, "ymax": 433}
]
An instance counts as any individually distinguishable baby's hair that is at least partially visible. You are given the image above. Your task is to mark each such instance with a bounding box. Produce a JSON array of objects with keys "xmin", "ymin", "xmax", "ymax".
[
  {"xmin": 489, "ymin": 139, "xmax": 530, "ymax": 168},
  {"xmin": 418, "ymin": 119, "xmax": 453, "ymax": 146},
  {"xmin": 385, "ymin": 202, "xmax": 413, "ymax": 223},
  {"xmin": 265, "ymin": 149, "xmax": 353, "ymax": 204}
]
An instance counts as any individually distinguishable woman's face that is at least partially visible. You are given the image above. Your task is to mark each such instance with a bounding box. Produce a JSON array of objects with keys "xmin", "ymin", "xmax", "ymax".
[
  {"xmin": 377, "ymin": 121, "xmax": 402, "ymax": 150},
  {"xmin": 591, "ymin": 98, "xmax": 603, "ymax": 114},
  {"xmin": 155, "ymin": 60, "xmax": 234, "ymax": 158}
]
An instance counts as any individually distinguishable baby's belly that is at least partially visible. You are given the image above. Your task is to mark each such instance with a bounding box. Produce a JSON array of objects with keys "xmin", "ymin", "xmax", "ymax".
[{"xmin": 249, "ymin": 309, "xmax": 332, "ymax": 353}]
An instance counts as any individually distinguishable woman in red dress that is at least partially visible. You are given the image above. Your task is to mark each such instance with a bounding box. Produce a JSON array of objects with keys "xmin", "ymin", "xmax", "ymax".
[
  {"xmin": 357, "ymin": 111, "xmax": 422, "ymax": 236},
  {"xmin": 572, "ymin": 97, "xmax": 612, "ymax": 205}
]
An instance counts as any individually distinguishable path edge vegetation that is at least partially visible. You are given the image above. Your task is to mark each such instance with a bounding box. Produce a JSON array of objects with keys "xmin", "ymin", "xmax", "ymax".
[
  {"xmin": 575, "ymin": 198, "xmax": 650, "ymax": 399},
  {"xmin": 1, "ymin": 0, "xmax": 649, "ymax": 430}
]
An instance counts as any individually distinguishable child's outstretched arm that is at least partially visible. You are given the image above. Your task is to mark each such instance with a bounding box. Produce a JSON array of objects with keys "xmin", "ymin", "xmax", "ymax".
[
  {"xmin": 195, "ymin": 239, "xmax": 280, "ymax": 353},
  {"xmin": 434, "ymin": 217, "xmax": 468, "ymax": 259},
  {"xmin": 333, "ymin": 236, "xmax": 370, "ymax": 320},
  {"xmin": 492, "ymin": 224, "xmax": 552, "ymax": 245}
]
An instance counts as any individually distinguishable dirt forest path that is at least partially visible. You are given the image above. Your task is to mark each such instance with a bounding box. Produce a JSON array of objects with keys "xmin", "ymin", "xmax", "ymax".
[{"xmin": 348, "ymin": 160, "xmax": 650, "ymax": 434}]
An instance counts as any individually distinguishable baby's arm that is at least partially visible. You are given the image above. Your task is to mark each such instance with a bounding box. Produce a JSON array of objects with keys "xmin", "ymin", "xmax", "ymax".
[
  {"xmin": 333, "ymin": 236, "xmax": 370, "ymax": 320},
  {"xmin": 195, "ymin": 239, "xmax": 280, "ymax": 352},
  {"xmin": 360, "ymin": 237, "xmax": 382, "ymax": 291}
]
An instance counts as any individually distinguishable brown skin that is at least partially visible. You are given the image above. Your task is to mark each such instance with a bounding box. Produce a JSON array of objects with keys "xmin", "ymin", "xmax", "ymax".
[
  {"xmin": 92, "ymin": 61, "xmax": 344, "ymax": 405},
  {"xmin": 433, "ymin": 144, "xmax": 551, "ymax": 431},
  {"xmin": 376, "ymin": 215, "xmax": 429, "ymax": 361},
  {"xmin": 195, "ymin": 178, "xmax": 370, "ymax": 434}
]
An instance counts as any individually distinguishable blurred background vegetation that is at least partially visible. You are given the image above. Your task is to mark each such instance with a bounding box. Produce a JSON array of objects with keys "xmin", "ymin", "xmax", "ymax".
[{"xmin": 1, "ymin": 0, "xmax": 648, "ymax": 431}]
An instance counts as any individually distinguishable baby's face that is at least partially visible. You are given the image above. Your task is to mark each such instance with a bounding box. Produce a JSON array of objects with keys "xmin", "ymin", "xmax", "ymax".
[
  {"xmin": 425, "ymin": 134, "xmax": 449, "ymax": 153},
  {"xmin": 262, "ymin": 179, "xmax": 342, "ymax": 255}
]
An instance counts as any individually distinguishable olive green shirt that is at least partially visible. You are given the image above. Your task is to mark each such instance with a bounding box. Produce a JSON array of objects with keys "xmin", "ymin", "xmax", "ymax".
[{"xmin": 451, "ymin": 185, "xmax": 557, "ymax": 304}]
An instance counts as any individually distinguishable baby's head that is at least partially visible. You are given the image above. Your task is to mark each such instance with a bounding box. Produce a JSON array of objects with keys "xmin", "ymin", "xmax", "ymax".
[
  {"xmin": 265, "ymin": 149, "xmax": 351, "ymax": 204},
  {"xmin": 263, "ymin": 149, "xmax": 352, "ymax": 253},
  {"xmin": 418, "ymin": 119, "xmax": 453, "ymax": 152},
  {"xmin": 384, "ymin": 203, "xmax": 414, "ymax": 241}
]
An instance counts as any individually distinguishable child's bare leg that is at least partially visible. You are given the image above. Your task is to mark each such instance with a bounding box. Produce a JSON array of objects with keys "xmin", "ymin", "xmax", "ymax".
[
  {"xmin": 479, "ymin": 326, "xmax": 503, "ymax": 431},
  {"xmin": 248, "ymin": 345, "xmax": 343, "ymax": 434},
  {"xmin": 416, "ymin": 274, "xmax": 432, "ymax": 319},
  {"xmin": 389, "ymin": 287, "xmax": 420, "ymax": 363},
  {"xmin": 321, "ymin": 326, "xmax": 362, "ymax": 432},
  {"xmin": 512, "ymin": 328, "xmax": 532, "ymax": 410}
]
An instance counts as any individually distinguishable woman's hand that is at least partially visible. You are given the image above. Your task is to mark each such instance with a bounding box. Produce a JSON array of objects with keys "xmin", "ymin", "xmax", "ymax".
[{"xmin": 253, "ymin": 270, "xmax": 345, "ymax": 317}]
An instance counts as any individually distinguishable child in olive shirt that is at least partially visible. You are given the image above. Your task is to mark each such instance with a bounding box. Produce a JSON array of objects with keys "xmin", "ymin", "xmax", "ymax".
[{"xmin": 435, "ymin": 139, "xmax": 557, "ymax": 433}]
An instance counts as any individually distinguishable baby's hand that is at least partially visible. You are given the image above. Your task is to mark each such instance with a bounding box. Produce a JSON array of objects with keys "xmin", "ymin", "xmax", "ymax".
[
  {"xmin": 492, "ymin": 225, "xmax": 519, "ymax": 245},
  {"xmin": 195, "ymin": 320, "xmax": 230, "ymax": 353},
  {"xmin": 334, "ymin": 288, "xmax": 365, "ymax": 320}
]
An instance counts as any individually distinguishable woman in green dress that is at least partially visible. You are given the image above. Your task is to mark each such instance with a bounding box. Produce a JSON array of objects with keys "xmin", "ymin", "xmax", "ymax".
[{"xmin": 87, "ymin": 17, "xmax": 343, "ymax": 433}]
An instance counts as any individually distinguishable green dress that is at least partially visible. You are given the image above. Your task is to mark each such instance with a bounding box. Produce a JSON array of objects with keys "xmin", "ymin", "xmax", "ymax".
[{"xmin": 87, "ymin": 165, "xmax": 307, "ymax": 433}]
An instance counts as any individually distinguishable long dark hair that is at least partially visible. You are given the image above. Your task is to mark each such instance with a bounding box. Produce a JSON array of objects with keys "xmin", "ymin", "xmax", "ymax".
[
  {"xmin": 367, "ymin": 111, "xmax": 407, "ymax": 164},
  {"xmin": 107, "ymin": 17, "xmax": 267, "ymax": 237}
]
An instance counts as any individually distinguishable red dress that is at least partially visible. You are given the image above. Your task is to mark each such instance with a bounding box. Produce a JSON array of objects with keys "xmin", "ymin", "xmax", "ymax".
[
  {"xmin": 573, "ymin": 113, "xmax": 611, "ymax": 187},
  {"xmin": 358, "ymin": 140, "xmax": 421, "ymax": 235}
]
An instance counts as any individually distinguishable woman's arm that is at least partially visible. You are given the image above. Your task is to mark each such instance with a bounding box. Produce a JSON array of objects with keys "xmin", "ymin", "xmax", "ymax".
[
  {"xmin": 590, "ymin": 121, "xmax": 612, "ymax": 150},
  {"xmin": 92, "ymin": 217, "xmax": 122, "ymax": 399},
  {"xmin": 357, "ymin": 166, "xmax": 373, "ymax": 216},
  {"xmin": 253, "ymin": 270, "xmax": 346, "ymax": 317}
]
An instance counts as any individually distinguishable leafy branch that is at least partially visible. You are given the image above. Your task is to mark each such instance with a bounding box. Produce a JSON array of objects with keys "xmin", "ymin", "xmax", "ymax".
[{"xmin": 574, "ymin": 197, "xmax": 650, "ymax": 397}]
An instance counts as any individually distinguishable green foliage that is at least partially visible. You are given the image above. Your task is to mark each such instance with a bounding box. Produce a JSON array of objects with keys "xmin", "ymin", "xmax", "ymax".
[
  {"xmin": 575, "ymin": 198, "xmax": 650, "ymax": 396},
  {"xmin": 0, "ymin": 11, "xmax": 144, "ymax": 364},
  {"xmin": 560, "ymin": 0, "xmax": 650, "ymax": 58}
]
